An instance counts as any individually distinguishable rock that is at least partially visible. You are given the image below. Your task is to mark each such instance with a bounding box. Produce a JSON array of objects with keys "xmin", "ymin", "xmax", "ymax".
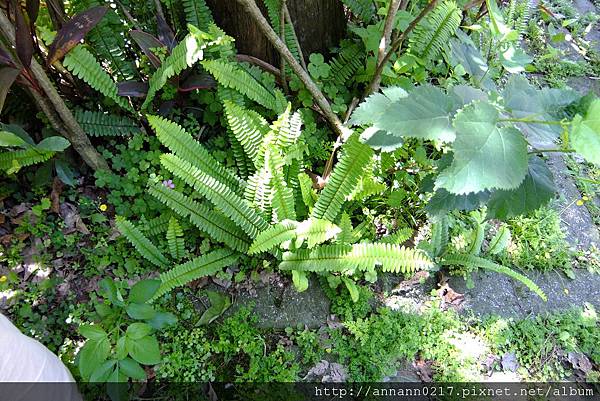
[
  {"xmin": 501, "ymin": 352, "xmax": 519, "ymax": 372},
  {"xmin": 305, "ymin": 360, "xmax": 347, "ymax": 382}
]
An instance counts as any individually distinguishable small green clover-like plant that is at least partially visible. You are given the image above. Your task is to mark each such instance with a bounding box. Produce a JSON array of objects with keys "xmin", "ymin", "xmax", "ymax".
[
  {"xmin": 77, "ymin": 278, "xmax": 177, "ymax": 383},
  {"xmin": 307, "ymin": 53, "xmax": 331, "ymax": 80}
]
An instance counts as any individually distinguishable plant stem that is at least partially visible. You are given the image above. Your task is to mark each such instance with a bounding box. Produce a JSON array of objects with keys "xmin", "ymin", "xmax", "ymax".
[
  {"xmin": 528, "ymin": 148, "xmax": 575, "ymax": 154},
  {"xmin": 364, "ymin": 0, "xmax": 438, "ymax": 96},
  {"xmin": 283, "ymin": 4, "xmax": 307, "ymax": 71},
  {"xmin": 279, "ymin": 0, "xmax": 289, "ymax": 94},
  {"xmin": 500, "ymin": 118, "xmax": 564, "ymax": 125},
  {"xmin": 235, "ymin": 0, "xmax": 345, "ymax": 140},
  {"xmin": 370, "ymin": 0, "xmax": 402, "ymax": 94}
]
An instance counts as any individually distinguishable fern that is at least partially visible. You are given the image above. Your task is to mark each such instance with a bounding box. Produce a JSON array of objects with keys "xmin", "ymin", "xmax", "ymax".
[
  {"xmin": 153, "ymin": 249, "xmax": 239, "ymax": 300},
  {"xmin": 202, "ymin": 59, "xmax": 286, "ymax": 113},
  {"xmin": 337, "ymin": 212, "xmax": 355, "ymax": 244},
  {"xmin": 64, "ymin": 46, "xmax": 133, "ymax": 112},
  {"xmin": 228, "ymin": 131, "xmax": 253, "ymax": 179},
  {"xmin": 142, "ymin": 34, "xmax": 205, "ymax": 110},
  {"xmin": 75, "ymin": 109, "xmax": 139, "ymax": 137},
  {"xmin": 312, "ymin": 135, "xmax": 374, "ymax": 221},
  {"xmin": 244, "ymin": 165, "xmax": 273, "ymax": 217},
  {"xmin": 441, "ymin": 254, "xmax": 547, "ymax": 301},
  {"xmin": 329, "ymin": 43, "xmax": 363, "ymax": 87},
  {"xmin": 147, "ymin": 115, "xmax": 243, "ymax": 193},
  {"xmin": 183, "ymin": 0, "xmax": 214, "ymax": 31},
  {"xmin": 341, "ymin": 0, "xmax": 375, "ymax": 23},
  {"xmin": 223, "ymin": 100, "xmax": 270, "ymax": 166},
  {"xmin": 249, "ymin": 220, "xmax": 299, "ymax": 254},
  {"xmin": 380, "ymin": 227, "xmax": 413, "ymax": 245},
  {"xmin": 0, "ymin": 149, "xmax": 54, "ymax": 171},
  {"xmin": 298, "ymin": 172, "xmax": 316, "ymax": 210},
  {"xmin": 279, "ymin": 243, "xmax": 432, "ymax": 274},
  {"xmin": 268, "ymin": 149, "xmax": 296, "ymax": 221},
  {"xmin": 295, "ymin": 218, "xmax": 341, "ymax": 248},
  {"xmin": 167, "ymin": 217, "xmax": 185, "ymax": 260},
  {"xmin": 148, "ymin": 183, "xmax": 251, "ymax": 252},
  {"xmin": 115, "ymin": 217, "xmax": 168, "ymax": 268},
  {"xmin": 429, "ymin": 215, "xmax": 449, "ymax": 258},
  {"xmin": 160, "ymin": 154, "xmax": 269, "ymax": 238},
  {"xmin": 408, "ymin": 0, "xmax": 461, "ymax": 62},
  {"xmin": 141, "ymin": 213, "xmax": 172, "ymax": 237},
  {"xmin": 270, "ymin": 105, "xmax": 303, "ymax": 151}
]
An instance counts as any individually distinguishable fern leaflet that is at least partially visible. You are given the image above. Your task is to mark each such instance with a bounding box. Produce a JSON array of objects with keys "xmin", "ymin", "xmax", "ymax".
[
  {"xmin": 116, "ymin": 217, "xmax": 168, "ymax": 268},
  {"xmin": 408, "ymin": 0, "xmax": 461, "ymax": 62},
  {"xmin": 249, "ymin": 220, "xmax": 299, "ymax": 254},
  {"xmin": 75, "ymin": 109, "xmax": 139, "ymax": 137},
  {"xmin": 167, "ymin": 217, "xmax": 185, "ymax": 260}
]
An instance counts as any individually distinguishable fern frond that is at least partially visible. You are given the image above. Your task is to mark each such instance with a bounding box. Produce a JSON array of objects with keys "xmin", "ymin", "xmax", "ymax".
[
  {"xmin": 244, "ymin": 165, "xmax": 273, "ymax": 218},
  {"xmin": 167, "ymin": 217, "xmax": 185, "ymax": 260},
  {"xmin": 408, "ymin": 0, "xmax": 461, "ymax": 62},
  {"xmin": 249, "ymin": 220, "xmax": 299, "ymax": 254},
  {"xmin": 153, "ymin": 249, "xmax": 239, "ymax": 300},
  {"xmin": 467, "ymin": 219, "xmax": 485, "ymax": 256},
  {"xmin": 228, "ymin": 131, "xmax": 253, "ymax": 179},
  {"xmin": 161, "ymin": 154, "xmax": 269, "ymax": 238},
  {"xmin": 142, "ymin": 34, "xmax": 205, "ymax": 109},
  {"xmin": 348, "ymin": 173, "xmax": 386, "ymax": 201},
  {"xmin": 271, "ymin": 105, "xmax": 303, "ymax": 151},
  {"xmin": 85, "ymin": 19, "xmax": 136, "ymax": 80},
  {"xmin": 147, "ymin": 115, "xmax": 243, "ymax": 193},
  {"xmin": 429, "ymin": 215, "xmax": 449, "ymax": 258},
  {"xmin": 380, "ymin": 227, "xmax": 413, "ymax": 245},
  {"xmin": 223, "ymin": 100, "xmax": 270, "ymax": 165},
  {"xmin": 183, "ymin": 0, "xmax": 214, "ymax": 31},
  {"xmin": 268, "ymin": 149, "xmax": 296, "ymax": 222},
  {"xmin": 64, "ymin": 46, "xmax": 133, "ymax": 112},
  {"xmin": 298, "ymin": 172, "xmax": 317, "ymax": 210},
  {"xmin": 115, "ymin": 217, "xmax": 168, "ymax": 268},
  {"xmin": 148, "ymin": 183, "xmax": 251, "ymax": 252},
  {"xmin": 312, "ymin": 135, "xmax": 374, "ymax": 221},
  {"xmin": 279, "ymin": 243, "xmax": 432, "ymax": 274},
  {"xmin": 487, "ymin": 226, "xmax": 511, "ymax": 255},
  {"xmin": 329, "ymin": 43, "xmax": 363, "ymax": 87},
  {"xmin": 202, "ymin": 59, "xmax": 286, "ymax": 113},
  {"xmin": 337, "ymin": 212, "xmax": 355, "ymax": 244},
  {"xmin": 75, "ymin": 109, "xmax": 139, "ymax": 137},
  {"xmin": 441, "ymin": 254, "xmax": 547, "ymax": 301},
  {"xmin": 342, "ymin": 0, "xmax": 375, "ymax": 23},
  {"xmin": 295, "ymin": 218, "xmax": 341, "ymax": 248},
  {"xmin": 0, "ymin": 149, "xmax": 54, "ymax": 171},
  {"xmin": 141, "ymin": 213, "xmax": 172, "ymax": 237}
]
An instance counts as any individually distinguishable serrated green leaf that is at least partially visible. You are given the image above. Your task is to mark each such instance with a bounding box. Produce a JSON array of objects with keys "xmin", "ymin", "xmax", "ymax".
[
  {"xmin": 291, "ymin": 270, "xmax": 309, "ymax": 292},
  {"xmin": 571, "ymin": 99, "xmax": 600, "ymax": 166},
  {"xmin": 436, "ymin": 101, "xmax": 528, "ymax": 194},
  {"xmin": 126, "ymin": 335, "xmax": 161, "ymax": 365}
]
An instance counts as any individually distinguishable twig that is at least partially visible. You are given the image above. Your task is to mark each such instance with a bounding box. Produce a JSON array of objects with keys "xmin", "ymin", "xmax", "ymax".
[
  {"xmin": 283, "ymin": 4, "xmax": 307, "ymax": 71},
  {"xmin": 279, "ymin": 0, "xmax": 289, "ymax": 94},
  {"xmin": 371, "ymin": 0, "xmax": 402, "ymax": 94},
  {"xmin": 364, "ymin": 0, "xmax": 438, "ymax": 96},
  {"xmin": 236, "ymin": 54, "xmax": 282, "ymax": 78},
  {"xmin": 236, "ymin": 0, "xmax": 345, "ymax": 140}
]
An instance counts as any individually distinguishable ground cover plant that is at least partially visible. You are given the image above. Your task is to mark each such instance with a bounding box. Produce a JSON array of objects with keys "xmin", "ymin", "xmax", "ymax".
[{"xmin": 1, "ymin": 0, "xmax": 600, "ymax": 397}]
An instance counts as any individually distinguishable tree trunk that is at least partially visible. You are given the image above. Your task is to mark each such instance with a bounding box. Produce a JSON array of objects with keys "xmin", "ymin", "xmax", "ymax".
[{"xmin": 207, "ymin": 0, "xmax": 346, "ymax": 65}]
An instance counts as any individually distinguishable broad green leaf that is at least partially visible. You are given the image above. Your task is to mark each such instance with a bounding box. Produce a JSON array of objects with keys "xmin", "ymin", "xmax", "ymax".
[
  {"xmin": 487, "ymin": 226, "xmax": 511, "ymax": 255},
  {"xmin": 125, "ymin": 303, "xmax": 156, "ymax": 320},
  {"xmin": 450, "ymin": 85, "xmax": 487, "ymax": 107},
  {"xmin": 79, "ymin": 325, "xmax": 108, "ymax": 341},
  {"xmin": 436, "ymin": 102, "xmax": 528, "ymax": 194},
  {"xmin": 198, "ymin": 291, "xmax": 231, "ymax": 326},
  {"xmin": 116, "ymin": 336, "xmax": 128, "ymax": 360},
  {"xmin": 89, "ymin": 360, "xmax": 116, "ymax": 383},
  {"xmin": 341, "ymin": 277, "xmax": 360, "ymax": 302},
  {"xmin": 352, "ymin": 86, "xmax": 456, "ymax": 142},
  {"xmin": 147, "ymin": 311, "xmax": 178, "ymax": 330},
  {"xmin": 291, "ymin": 270, "xmax": 309, "ymax": 292},
  {"xmin": 0, "ymin": 131, "xmax": 28, "ymax": 148},
  {"xmin": 126, "ymin": 335, "xmax": 161, "ymax": 365},
  {"xmin": 447, "ymin": 33, "xmax": 490, "ymax": 83},
  {"xmin": 119, "ymin": 357, "xmax": 147, "ymax": 380},
  {"xmin": 359, "ymin": 127, "xmax": 403, "ymax": 152},
  {"xmin": 499, "ymin": 45, "xmax": 532, "ymax": 73},
  {"xmin": 126, "ymin": 322, "xmax": 152, "ymax": 340},
  {"xmin": 486, "ymin": 156, "xmax": 556, "ymax": 219},
  {"xmin": 128, "ymin": 279, "xmax": 161, "ymax": 304},
  {"xmin": 79, "ymin": 338, "xmax": 111, "ymax": 379},
  {"xmin": 571, "ymin": 99, "xmax": 600, "ymax": 166},
  {"xmin": 426, "ymin": 188, "xmax": 490, "ymax": 216},
  {"xmin": 36, "ymin": 136, "xmax": 71, "ymax": 151}
]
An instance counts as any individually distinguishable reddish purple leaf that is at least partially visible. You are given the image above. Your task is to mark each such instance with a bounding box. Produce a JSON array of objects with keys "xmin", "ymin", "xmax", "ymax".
[
  {"xmin": 26, "ymin": 0, "xmax": 40, "ymax": 25},
  {"xmin": 156, "ymin": 14, "xmax": 176, "ymax": 50},
  {"xmin": 0, "ymin": 66, "xmax": 21, "ymax": 112},
  {"xmin": 47, "ymin": 6, "xmax": 108, "ymax": 65},
  {"xmin": 179, "ymin": 74, "xmax": 216, "ymax": 92},
  {"xmin": 14, "ymin": 4, "xmax": 34, "ymax": 67},
  {"xmin": 129, "ymin": 30, "xmax": 164, "ymax": 68},
  {"xmin": 118, "ymin": 81, "xmax": 149, "ymax": 97}
]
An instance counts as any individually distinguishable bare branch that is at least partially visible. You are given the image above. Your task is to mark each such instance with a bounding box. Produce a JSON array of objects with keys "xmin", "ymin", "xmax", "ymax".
[{"xmin": 371, "ymin": 0, "xmax": 402, "ymax": 93}]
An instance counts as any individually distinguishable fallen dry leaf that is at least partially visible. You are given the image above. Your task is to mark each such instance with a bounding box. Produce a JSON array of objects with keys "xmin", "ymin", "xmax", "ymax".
[{"xmin": 413, "ymin": 358, "xmax": 434, "ymax": 382}]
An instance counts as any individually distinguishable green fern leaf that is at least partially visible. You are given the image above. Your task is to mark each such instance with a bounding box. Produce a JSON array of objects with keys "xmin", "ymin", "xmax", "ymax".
[
  {"xmin": 298, "ymin": 172, "xmax": 317, "ymax": 211},
  {"xmin": 115, "ymin": 217, "xmax": 168, "ymax": 268},
  {"xmin": 408, "ymin": 0, "xmax": 461, "ymax": 62},
  {"xmin": 202, "ymin": 59, "xmax": 286, "ymax": 113},
  {"xmin": 161, "ymin": 154, "xmax": 269, "ymax": 238},
  {"xmin": 141, "ymin": 213, "xmax": 172, "ymax": 237},
  {"xmin": 223, "ymin": 100, "xmax": 270, "ymax": 166},
  {"xmin": 441, "ymin": 254, "xmax": 547, "ymax": 301},
  {"xmin": 429, "ymin": 215, "xmax": 449, "ymax": 258},
  {"xmin": 153, "ymin": 249, "xmax": 239, "ymax": 300},
  {"xmin": 380, "ymin": 227, "xmax": 413, "ymax": 245},
  {"xmin": 147, "ymin": 115, "xmax": 243, "ymax": 193},
  {"xmin": 167, "ymin": 217, "xmax": 185, "ymax": 260},
  {"xmin": 329, "ymin": 43, "xmax": 363, "ymax": 87},
  {"xmin": 0, "ymin": 149, "xmax": 54, "ymax": 171},
  {"xmin": 295, "ymin": 218, "xmax": 341, "ymax": 248},
  {"xmin": 312, "ymin": 135, "xmax": 374, "ymax": 221},
  {"xmin": 249, "ymin": 220, "xmax": 299, "ymax": 254},
  {"xmin": 142, "ymin": 34, "xmax": 205, "ymax": 110},
  {"xmin": 342, "ymin": 0, "xmax": 375, "ymax": 23},
  {"xmin": 337, "ymin": 212, "xmax": 355, "ymax": 244},
  {"xmin": 148, "ymin": 183, "xmax": 251, "ymax": 252},
  {"xmin": 244, "ymin": 165, "xmax": 273, "ymax": 218},
  {"xmin": 183, "ymin": 0, "xmax": 214, "ymax": 30},
  {"xmin": 268, "ymin": 149, "xmax": 296, "ymax": 222},
  {"xmin": 279, "ymin": 243, "xmax": 432, "ymax": 274},
  {"xmin": 75, "ymin": 109, "xmax": 139, "ymax": 137},
  {"xmin": 63, "ymin": 46, "xmax": 133, "ymax": 112}
]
